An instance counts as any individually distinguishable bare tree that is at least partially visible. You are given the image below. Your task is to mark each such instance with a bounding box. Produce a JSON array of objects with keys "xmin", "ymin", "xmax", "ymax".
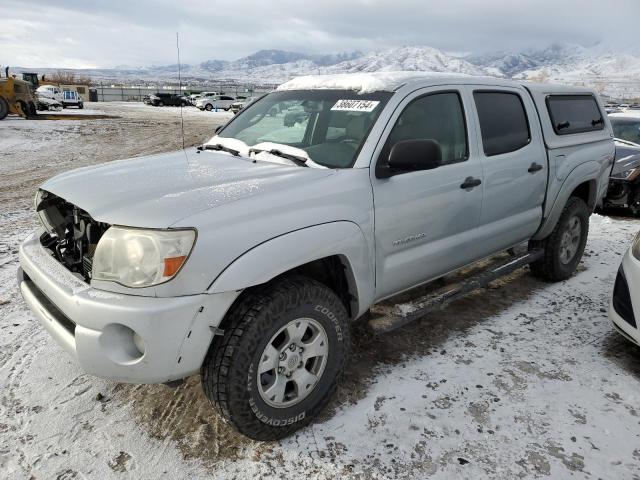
[{"xmin": 46, "ymin": 70, "xmax": 92, "ymax": 86}]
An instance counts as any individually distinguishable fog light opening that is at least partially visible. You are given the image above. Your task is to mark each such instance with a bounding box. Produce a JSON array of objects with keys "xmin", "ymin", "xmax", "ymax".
[{"xmin": 99, "ymin": 324, "xmax": 146, "ymax": 365}]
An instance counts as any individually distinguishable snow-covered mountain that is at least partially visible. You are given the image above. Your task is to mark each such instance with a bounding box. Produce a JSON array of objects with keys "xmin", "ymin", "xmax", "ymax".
[
  {"xmin": 466, "ymin": 43, "xmax": 640, "ymax": 97},
  {"xmin": 322, "ymin": 46, "xmax": 487, "ymax": 76},
  {"xmin": 19, "ymin": 43, "xmax": 640, "ymax": 98},
  {"xmin": 467, "ymin": 43, "xmax": 640, "ymax": 79}
]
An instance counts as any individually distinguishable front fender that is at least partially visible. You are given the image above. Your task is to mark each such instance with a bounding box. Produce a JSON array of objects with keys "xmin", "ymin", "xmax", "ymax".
[{"xmin": 208, "ymin": 221, "xmax": 375, "ymax": 318}]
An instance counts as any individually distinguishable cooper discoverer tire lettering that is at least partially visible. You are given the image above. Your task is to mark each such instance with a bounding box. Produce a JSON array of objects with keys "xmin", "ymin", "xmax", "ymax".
[{"xmin": 201, "ymin": 275, "xmax": 350, "ymax": 440}]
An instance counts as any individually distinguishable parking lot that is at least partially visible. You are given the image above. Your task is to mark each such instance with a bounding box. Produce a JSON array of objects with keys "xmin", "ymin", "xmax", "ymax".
[{"xmin": 1, "ymin": 103, "xmax": 640, "ymax": 479}]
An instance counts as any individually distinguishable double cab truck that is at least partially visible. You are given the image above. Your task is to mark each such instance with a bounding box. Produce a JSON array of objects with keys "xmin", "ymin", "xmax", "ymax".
[{"xmin": 18, "ymin": 73, "xmax": 614, "ymax": 440}]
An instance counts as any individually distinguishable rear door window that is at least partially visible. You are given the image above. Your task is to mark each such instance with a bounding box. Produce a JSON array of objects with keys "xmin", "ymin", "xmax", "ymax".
[
  {"xmin": 546, "ymin": 95, "xmax": 604, "ymax": 135},
  {"xmin": 473, "ymin": 91, "xmax": 531, "ymax": 156}
]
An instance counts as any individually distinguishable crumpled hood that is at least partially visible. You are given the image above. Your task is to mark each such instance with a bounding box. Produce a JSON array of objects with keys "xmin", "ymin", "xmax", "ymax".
[
  {"xmin": 612, "ymin": 143, "xmax": 640, "ymax": 177},
  {"xmin": 41, "ymin": 148, "xmax": 334, "ymax": 228}
]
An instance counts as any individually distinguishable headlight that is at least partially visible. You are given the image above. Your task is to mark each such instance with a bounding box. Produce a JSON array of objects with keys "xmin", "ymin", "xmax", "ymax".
[
  {"xmin": 92, "ymin": 227, "xmax": 196, "ymax": 288},
  {"xmin": 632, "ymin": 232, "xmax": 640, "ymax": 261},
  {"xmin": 612, "ymin": 168, "xmax": 637, "ymax": 180}
]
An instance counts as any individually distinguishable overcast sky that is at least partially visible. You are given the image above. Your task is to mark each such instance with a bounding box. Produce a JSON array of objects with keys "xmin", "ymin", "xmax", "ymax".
[{"xmin": 2, "ymin": 0, "xmax": 639, "ymax": 68}]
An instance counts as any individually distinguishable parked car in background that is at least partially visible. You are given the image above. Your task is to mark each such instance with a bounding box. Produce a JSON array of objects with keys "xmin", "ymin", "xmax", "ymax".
[
  {"xmin": 610, "ymin": 114, "xmax": 640, "ymax": 147},
  {"xmin": 609, "ymin": 233, "xmax": 640, "ymax": 346},
  {"xmin": 62, "ymin": 90, "xmax": 83, "ymax": 109},
  {"xmin": 602, "ymin": 113, "xmax": 640, "ymax": 213},
  {"xmin": 230, "ymin": 96, "xmax": 257, "ymax": 114},
  {"xmin": 195, "ymin": 94, "xmax": 235, "ymax": 111},
  {"xmin": 148, "ymin": 93, "xmax": 188, "ymax": 107},
  {"xmin": 19, "ymin": 73, "xmax": 613, "ymax": 441},
  {"xmin": 603, "ymin": 141, "xmax": 640, "ymax": 213},
  {"xmin": 189, "ymin": 91, "xmax": 220, "ymax": 105},
  {"xmin": 36, "ymin": 85, "xmax": 63, "ymax": 103},
  {"xmin": 36, "ymin": 94, "xmax": 62, "ymax": 111}
]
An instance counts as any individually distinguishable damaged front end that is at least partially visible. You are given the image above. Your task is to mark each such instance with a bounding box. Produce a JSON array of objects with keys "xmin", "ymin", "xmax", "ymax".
[
  {"xmin": 604, "ymin": 143, "xmax": 640, "ymax": 213},
  {"xmin": 34, "ymin": 190, "xmax": 110, "ymax": 282}
]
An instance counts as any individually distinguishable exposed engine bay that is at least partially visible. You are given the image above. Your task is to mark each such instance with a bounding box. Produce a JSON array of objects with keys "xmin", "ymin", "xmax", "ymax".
[
  {"xmin": 603, "ymin": 143, "xmax": 640, "ymax": 214},
  {"xmin": 35, "ymin": 190, "xmax": 110, "ymax": 282}
]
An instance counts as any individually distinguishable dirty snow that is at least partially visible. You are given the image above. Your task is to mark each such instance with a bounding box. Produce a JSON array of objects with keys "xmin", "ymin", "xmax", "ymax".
[{"xmin": 1, "ymin": 103, "xmax": 640, "ymax": 479}]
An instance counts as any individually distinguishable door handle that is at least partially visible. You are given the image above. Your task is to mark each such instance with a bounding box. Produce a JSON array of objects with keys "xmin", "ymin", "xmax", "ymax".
[
  {"xmin": 460, "ymin": 177, "xmax": 482, "ymax": 189},
  {"xmin": 528, "ymin": 162, "xmax": 543, "ymax": 173}
]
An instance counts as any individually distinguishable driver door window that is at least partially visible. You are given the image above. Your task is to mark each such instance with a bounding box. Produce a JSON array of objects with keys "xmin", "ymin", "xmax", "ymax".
[{"xmin": 378, "ymin": 92, "xmax": 468, "ymax": 175}]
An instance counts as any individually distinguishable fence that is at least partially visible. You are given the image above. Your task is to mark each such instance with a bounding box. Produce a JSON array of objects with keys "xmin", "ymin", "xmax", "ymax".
[{"xmin": 94, "ymin": 84, "xmax": 275, "ymax": 102}]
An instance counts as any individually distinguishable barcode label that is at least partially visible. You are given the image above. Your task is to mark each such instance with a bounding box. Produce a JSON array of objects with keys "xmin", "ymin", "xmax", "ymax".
[{"xmin": 331, "ymin": 99, "xmax": 380, "ymax": 112}]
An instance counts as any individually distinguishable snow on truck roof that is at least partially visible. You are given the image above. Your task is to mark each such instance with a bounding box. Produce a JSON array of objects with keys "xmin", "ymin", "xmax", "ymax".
[
  {"xmin": 277, "ymin": 71, "xmax": 596, "ymax": 95},
  {"xmin": 277, "ymin": 72, "xmax": 473, "ymax": 94}
]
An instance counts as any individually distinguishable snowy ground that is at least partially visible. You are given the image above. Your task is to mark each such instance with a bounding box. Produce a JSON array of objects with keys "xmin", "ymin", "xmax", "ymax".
[{"xmin": 1, "ymin": 103, "xmax": 640, "ymax": 479}]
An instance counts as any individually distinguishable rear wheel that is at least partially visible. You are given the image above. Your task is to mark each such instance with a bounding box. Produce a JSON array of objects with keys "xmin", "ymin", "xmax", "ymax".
[
  {"xmin": 201, "ymin": 275, "xmax": 350, "ymax": 440},
  {"xmin": 0, "ymin": 97, "xmax": 8, "ymax": 120},
  {"xmin": 529, "ymin": 196, "xmax": 589, "ymax": 281}
]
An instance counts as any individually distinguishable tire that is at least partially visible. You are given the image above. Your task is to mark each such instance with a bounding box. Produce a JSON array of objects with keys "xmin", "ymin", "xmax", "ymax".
[
  {"xmin": 78, "ymin": 103, "xmax": 84, "ymax": 109},
  {"xmin": 157, "ymin": 101, "xmax": 164, "ymax": 107},
  {"xmin": 0, "ymin": 97, "xmax": 8, "ymax": 120},
  {"xmin": 201, "ymin": 275, "xmax": 350, "ymax": 440},
  {"xmin": 205, "ymin": 104, "xmax": 213, "ymax": 111},
  {"xmin": 529, "ymin": 196, "xmax": 589, "ymax": 281}
]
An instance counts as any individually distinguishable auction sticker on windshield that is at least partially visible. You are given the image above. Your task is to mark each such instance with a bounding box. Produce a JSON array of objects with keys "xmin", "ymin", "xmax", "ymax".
[{"xmin": 331, "ymin": 99, "xmax": 380, "ymax": 112}]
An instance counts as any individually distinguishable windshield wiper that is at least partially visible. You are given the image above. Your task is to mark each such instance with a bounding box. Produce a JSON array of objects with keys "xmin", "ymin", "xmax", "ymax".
[
  {"xmin": 198, "ymin": 143, "xmax": 242, "ymax": 157},
  {"xmin": 248, "ymin": 147, "xmax": 308, "ymax": 167}
]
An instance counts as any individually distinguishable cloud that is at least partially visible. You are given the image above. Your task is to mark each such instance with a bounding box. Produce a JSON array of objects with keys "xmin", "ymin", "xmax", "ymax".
[{"xmin": 2, "ymin": 0, "xmax": 638, "ymax": 68}]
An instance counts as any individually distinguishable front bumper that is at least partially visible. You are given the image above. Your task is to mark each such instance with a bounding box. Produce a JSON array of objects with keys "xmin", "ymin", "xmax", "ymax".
[
  {"xmin": 18, "ymin": 231, "xmax": 238, "ymax": 383},
  {"xmin": 609, "ymin": 248, "xmax": 640, "ymax": 346}
]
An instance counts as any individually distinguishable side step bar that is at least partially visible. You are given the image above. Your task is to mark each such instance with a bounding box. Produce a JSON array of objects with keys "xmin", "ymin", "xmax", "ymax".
[{"xmin": 368, "ymin": 248, "xmax": 544, "ymax": 334}]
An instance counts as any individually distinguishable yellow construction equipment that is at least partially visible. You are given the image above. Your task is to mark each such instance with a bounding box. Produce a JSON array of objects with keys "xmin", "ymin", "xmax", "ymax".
[
  {"xmin": 0, "ymin": 76, "xmax": 38, "ymax": 120},
  {"xmin": 1, "ymin": 68, "xmax": 117, "ymax": 121}
]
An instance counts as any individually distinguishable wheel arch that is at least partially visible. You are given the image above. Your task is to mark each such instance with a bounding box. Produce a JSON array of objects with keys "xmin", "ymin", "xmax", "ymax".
[
  {"xmin": 533, "ymin": 162, "xmax": 600, "ymax": 241},
  {"xmin": 208, "ymin": 221, "xmax": 375, "ymax": 320}
]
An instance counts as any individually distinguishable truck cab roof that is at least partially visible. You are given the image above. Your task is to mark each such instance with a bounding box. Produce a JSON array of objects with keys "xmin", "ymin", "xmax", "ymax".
[{"xmin": 277, "ymin": 71, "xmax": 599, "ymax": 97}]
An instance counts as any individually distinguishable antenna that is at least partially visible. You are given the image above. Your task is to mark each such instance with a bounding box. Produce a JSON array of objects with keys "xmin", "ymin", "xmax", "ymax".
[{"xmin": 176, "ymin": 32, "xmax": 185, "ymax": 150}]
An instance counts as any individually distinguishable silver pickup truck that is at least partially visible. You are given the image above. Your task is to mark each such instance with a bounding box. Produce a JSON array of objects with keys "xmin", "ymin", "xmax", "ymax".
[{"xmin": 18, "ymin": 73, "xmax": 614, "ymax": 440}]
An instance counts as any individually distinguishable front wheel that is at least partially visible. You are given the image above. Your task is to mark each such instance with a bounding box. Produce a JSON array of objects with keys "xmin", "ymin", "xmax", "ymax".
[
  {"xmin": 0, "ymin": 97, "xmax": 9, "ymax": 120},
  {"xmin": 201, "ymin": 275, "xmax": 350, "ymax": 440},
  {"xmin": 205, "ymin": 104, "xmax": 213, "ymax": 111},
  {"xmin": 529, "ymin": 196, "xmax": 589, "ymax": 281}
]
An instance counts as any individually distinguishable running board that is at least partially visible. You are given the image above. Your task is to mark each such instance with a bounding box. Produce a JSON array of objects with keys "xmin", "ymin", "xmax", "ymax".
[{"xmin": 368, "ymin": 249, "xmax": 544, "ymax": 334}]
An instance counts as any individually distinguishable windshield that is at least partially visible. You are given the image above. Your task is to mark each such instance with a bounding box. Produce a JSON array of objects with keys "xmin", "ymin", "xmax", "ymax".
[
  {"xmin": 216, "ymin": 90, "xmax": 392, "ymax": 168},
  {"xmin": 611, "ymin": 117, "xmax": 640, "ymax": 145}
]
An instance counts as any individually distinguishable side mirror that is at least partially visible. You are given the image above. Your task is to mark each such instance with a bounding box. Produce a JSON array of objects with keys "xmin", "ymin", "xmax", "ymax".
[{"xmin": 383, "ymin": 139, "xmax": 442, "ymax": 177}]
